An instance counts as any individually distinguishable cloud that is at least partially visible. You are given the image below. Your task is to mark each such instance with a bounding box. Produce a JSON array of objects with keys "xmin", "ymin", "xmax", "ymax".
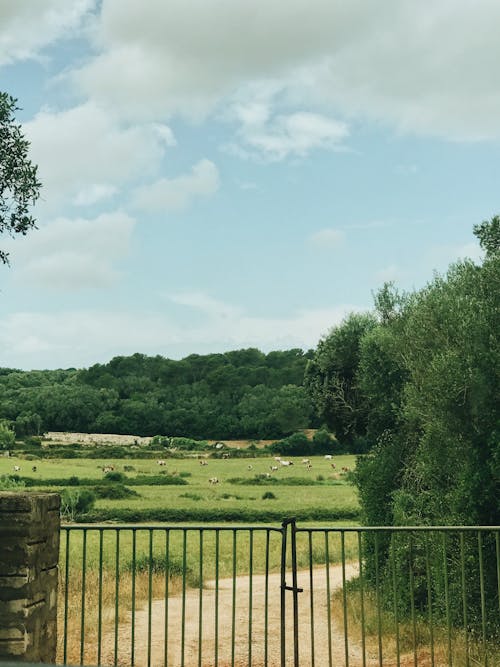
[
  {"xmin": 132, "ymin": 159, "xmax": 220, "ymax": 212},
  {"xmin": 67, "ymin": 0, "xmax": 500, "ymax": 140},
  {"xmin": 309, "ymin": 228, "xmax": 345, "ymax": 248},
  {"xmin": 0, "ymin": 297, "xmax": 364, "ymax": 370},
  {"xmin": 23, "ymin": 103, "xmax": 168, "ymax": 209},
  {"xmin": 8, "ymin": 211, "xmax": 135, "ymax": 289},
  {"xmin": 0, "ymin": 0, "xmax": 96, "ymax": 66},
  {"xmin": 230, "ymin": 109, "xmax": 348, "ymax": 161}
]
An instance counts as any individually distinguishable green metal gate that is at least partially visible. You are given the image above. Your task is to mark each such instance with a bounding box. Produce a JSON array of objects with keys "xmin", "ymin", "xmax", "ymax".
[{"xmin": 59, "ymin": 522, "xmax": 500, "ymax": 667}]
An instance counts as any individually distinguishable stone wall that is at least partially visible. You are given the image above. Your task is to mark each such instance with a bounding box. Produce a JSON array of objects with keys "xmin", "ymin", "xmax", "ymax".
[{"xmin": 0, "ymin": 492, "xmax": 60, "ymax": 663}]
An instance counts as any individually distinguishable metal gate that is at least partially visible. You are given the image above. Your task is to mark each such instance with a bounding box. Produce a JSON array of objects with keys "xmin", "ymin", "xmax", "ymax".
[{"xmin": 59, "ymin": 522, "xmax": 500, "ymax": 667}]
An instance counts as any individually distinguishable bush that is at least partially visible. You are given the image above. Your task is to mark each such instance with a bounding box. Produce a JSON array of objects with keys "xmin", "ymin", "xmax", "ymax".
[
  {"xmin": 93, "ymin": 484, "xmax": 139, "ymax": 499},
  {"xmin": 262, "ymin": 491, "xmax": 276, "ymax": 500},
  {"xmin": 311, "ymin": 429, "xmax": 336, "ymax": 454},
  {"xmin": 269, "ymin": 432, "xmax": 312, "ymax": 456},
  {"xmin": 0, "ymin": 474, "xmax": 25, "ymax": 490},
  {"xmin": 60, "ymin": 488, "xmax": 96, "ymax": 521},
  {"xmin": 103, "ymin": 471, "xmax": 126, "ymax": 483},
  {"xmin": 123, "ymin": 554, "xmax": 199, "ymax": 587}
]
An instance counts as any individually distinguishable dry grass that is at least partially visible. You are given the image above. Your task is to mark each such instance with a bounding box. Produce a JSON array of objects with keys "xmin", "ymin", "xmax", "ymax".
[
  {"xmin": 57, "ymin": 569, "xmax": 181, "ymax": 665},
  {"xmin": 331, "ymin": 587, "xmax": 500, "ymax": 667}
]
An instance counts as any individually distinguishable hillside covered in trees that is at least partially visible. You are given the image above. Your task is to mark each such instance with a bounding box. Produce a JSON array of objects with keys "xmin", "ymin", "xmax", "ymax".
[{"xmin": 0, "ymin": 348, "xmax": 316, "ymax": 440}]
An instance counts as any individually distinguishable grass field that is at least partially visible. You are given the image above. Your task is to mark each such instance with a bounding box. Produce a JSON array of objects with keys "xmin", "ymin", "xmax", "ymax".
[{"xmin": 0, "ymin": 453, "xmax": 360, "ymax": 522}]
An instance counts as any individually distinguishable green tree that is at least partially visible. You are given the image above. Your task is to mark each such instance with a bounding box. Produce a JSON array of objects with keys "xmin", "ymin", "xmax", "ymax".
[
  {"xmin": 0, "ymin": 422, "xmax": 15, "ymax": 450},
  {"xmin": 305, "ymin": 313, "xmax": 377, "ymax": 446},
  {"xmin": 0, "ymin": 92, "xmax": 41, "ymax": 264}
]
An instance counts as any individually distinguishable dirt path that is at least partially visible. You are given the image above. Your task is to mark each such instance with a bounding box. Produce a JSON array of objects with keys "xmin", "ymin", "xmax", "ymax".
[{"xmin": 99, "ymin": 562, "xmax": 380, "ymax": 667}]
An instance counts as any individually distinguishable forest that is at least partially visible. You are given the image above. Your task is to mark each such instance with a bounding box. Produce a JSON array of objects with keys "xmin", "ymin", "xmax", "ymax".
[{"xmin": 0, "ymin": 348, "xmax": 316, "ymax": 440}]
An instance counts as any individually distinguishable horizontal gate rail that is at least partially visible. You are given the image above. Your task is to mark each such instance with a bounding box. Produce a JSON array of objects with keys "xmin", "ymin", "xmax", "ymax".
[{"xmin": 58, "ymin": 523, "xmax": 500, "ymax": 667}]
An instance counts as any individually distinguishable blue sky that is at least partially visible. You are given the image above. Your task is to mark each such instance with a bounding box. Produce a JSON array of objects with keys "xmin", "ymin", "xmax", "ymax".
[{"xmin": 1, "ymin": 0, "xmax": 499, "ymax": 370}]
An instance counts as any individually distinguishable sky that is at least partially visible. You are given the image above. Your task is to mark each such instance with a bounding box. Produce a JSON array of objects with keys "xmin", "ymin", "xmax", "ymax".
[{"xmin": 0, "ymin": 0, "xmax": 499, "ymax": 371}]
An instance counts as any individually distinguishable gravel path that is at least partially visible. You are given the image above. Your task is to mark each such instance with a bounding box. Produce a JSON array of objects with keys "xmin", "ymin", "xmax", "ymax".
[{"xmin": 99, "ymin": 562, "xmax": 378, "ymax": 667}]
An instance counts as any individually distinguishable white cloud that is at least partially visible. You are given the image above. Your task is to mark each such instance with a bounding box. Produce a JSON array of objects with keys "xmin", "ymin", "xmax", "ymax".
[
  {"xmin": 73, "ymin": 184, "xmax": 118, "ymax": 206},
  {"xmin": 309, "ymin": 228, "xmax": 345, "ymax": 248},
  {"xmin": 132, "ymin": 159, "xmax": 220, "ymax": 212},
  {"xmin": 232, "ymin": 110, "xmax": 348, "ymax": 161},
  {"xmin": 427, "ymin": 241, "xmax": 484, "ymax": 269},
  {"xmin": 0, "ymin": 298, "xmax": 363, "ymax": 370},
  {"xmin": 8, "ymin": 211, "xmax": 135, "ymax": 289},
  {"xmin": 0, "ymin": 0, "xmax": 95, "ymax": 66},
  {"xmin": 24, "ymin": 103, "xmax": 167, "ymax": 209},
  {"xmin": 67, "ymin": 0, "xmax": 500, "ymax": 140}
]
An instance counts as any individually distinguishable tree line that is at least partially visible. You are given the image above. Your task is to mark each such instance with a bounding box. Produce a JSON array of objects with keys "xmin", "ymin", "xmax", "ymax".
[{"xmin": 0, "ymin": 348, "xmax": 317, "ymax": 440}]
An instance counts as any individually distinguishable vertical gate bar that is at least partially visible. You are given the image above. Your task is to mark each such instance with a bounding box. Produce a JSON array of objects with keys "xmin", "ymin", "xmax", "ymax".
[
  {"xmin": 390, "ymin": 535, "xmax": 400, "ymax": 667},
  {"xmin": 232, "ymin": 530, "xmax": 237, "ymax": 667},
  {"xmin": 425, "ymin": 537, "xmax": 435, "ymax": 667},
  {"xmin": 280, "ymin": 521, "xmax": 288, "ymax": 667},
  {"xmin": 308, "ymin": 532, "xmax": 315, "ymax": 667},
  {"xmin": 264, "ymin": 530, "xmax": 270, "ymax": 667},
  {"xmin": 114, "ymin": 528, "xmax": 120, "ymax": 667},
  {"xmin": 164, "ymin": 529, "xmax": 170, "ymax": 667},
  {"xmin": 477, "ymin": 532, "xmax": 487, "ymax": 667},
  {"xmin": 324, "ymin": 531, "xmax": 333, "ymax": 667},
  {"xmin": 496, "ymin": 532, "xmax": 500, "ymax": 614},
  {"xmin": 215, "ymin": 530, "xmax": 219, "ymax": 667},
  {"xmin": 97, "ymin": 528, "xmax": 104, "ymax": 666},
  {"xmin": 198, "ymin": 529, "xmax": 204, "ymax": 667},
  {"xmin": 374, "ymin": 533, "xmax": 383, "ymax": 667},
  {"xmin": 408, "ymin": 534, "xmax": 417, "ymax": 667},
  {"xmin": 80, "ymin": 528, "xmax": 87, "ymax": 666},
  {"xmin": 248, "ymin": 530, "xmax": 254, "ymax": 667},
  {"xmin": 147, "ymin": 529, "xmax": 153, "ymax": 667},
  {"xmin": 63, "ymin": 529, "xmax": 70, "ymax": 665},
  {"xmin": 357, "ymin": 531, "xmax": 366, "ymax": 667},
  {"xmin": 441, "ymin": 532, "xmax": 452, "ymax": 667},
  {"xmin": 131, "ymin": 529, "xmax": 137, "ymax": 667},
  {"xmin": 290, "ymin": 520, "xmax": 300, "ymax": 667},
  {"xmin": 460, "ymin": 532, "xmax": 470, "ymax": 667},
  {"xmin": 181, "ymin": 529, "xmax": 187, "ymax": 667},
  {"xmin": 341, "ymin": 531, "xmax": 349, "ymax": 667}
]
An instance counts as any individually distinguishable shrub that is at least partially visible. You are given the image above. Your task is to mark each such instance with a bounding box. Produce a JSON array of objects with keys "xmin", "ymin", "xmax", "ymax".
[
  {"xmin": 60, "ymin": 488, "xmax": 96, "ymax": 521},
  {"xmin": 0, "ymin": 474, "xmax": 25, "ymax": 490},
  {"xmin": 269, "ymin": 432, "xmax": 312, "ymax": 456},
  {"xmin": 124, "ymin": 554, "xmax": 199, "ymax": 587},
  {"xmin": 104, "ymin": 471, "xmax": 126, "ymax": 483},
  {"xmin": 312, "ymin": 429, "xmax": 336, "ymax": 454},
  {"xmin": 93, "ymin": 484, "xmax": 139, "ymax": 499},
  {"xmin": 262, "ymin": 491, "xmax": 276, "ymax": 500}
]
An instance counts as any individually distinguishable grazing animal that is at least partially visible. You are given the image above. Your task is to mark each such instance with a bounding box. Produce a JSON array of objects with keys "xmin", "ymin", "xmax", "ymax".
[
  {"xmin": 270, "ymin": 465, "xmax": 278, "ymax": 472},
  {"xmin": 199, "ymin": 460, "xmax": 208, "ymax": 466},
  {"xmin": 280, "ymin": 460, "xmax": 293, "ymax": 467},
  {"xmin": 330, "ymin": 463, "xmax": 336, "ymax": 469},
  {"xmin": 306, "ymin": 463, "xmax": 312, "ymax": 470},
  {"xmin": 13, "ymin": 465, "xmax": 20, "ymax": 472},
  {"xmin": 265, "ymin": 472, "xmax": 271, "ymax": 478},
  {"xmin": 301, "ymin": 458, "xmax": 311, "ymax": 464},
  {"xmin": 274, "ymin": 456, "xmax": 281, "ymax": 461},
  {"xmin": 215, "ymin": 443, "xmax": 224, "ymax": 449},
  {"xmin": 31, "ymin": 466, "xmax": 37, "ymax": 472},
  {"xmin": 156, "ymin": 459, "xmax": 166, "ymax": 466},
  {"xmin": 208, "ymin": 477, "xmax": 219, "ymax": 485},
  {"xmin": 324, "ymin": 454, "xmax": 333, "ymax": 460},
  {"xmin": 222, "ymin": 453, "xmax": 230, "ymax": 459}
]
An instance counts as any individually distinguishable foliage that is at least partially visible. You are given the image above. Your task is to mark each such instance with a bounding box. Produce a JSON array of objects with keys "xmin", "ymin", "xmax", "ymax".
[
  {"xmin": 60, "ymin": 488, "xmax": 96, "ymax": 521},
  {"xmin": 0, "ymin": 348, "xmax": 315, "ymax": 440},
  {"xmin": 93, "ymin": 484, "xmax": 139, "ymax": 500},
  {"xmin": 0, "ymin": 422, "xmax": 15, "ymax": 450},
  {"xmin": 0, "ymin": 92, "xmax": 41, "ymax": 265},
  {"xmin": 305, "ymin": 313, "xmax": 377, "ymax": 445},
  {"xmin": 0, "ymin": 474, "xmax": 25, "ymax": 490}
]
